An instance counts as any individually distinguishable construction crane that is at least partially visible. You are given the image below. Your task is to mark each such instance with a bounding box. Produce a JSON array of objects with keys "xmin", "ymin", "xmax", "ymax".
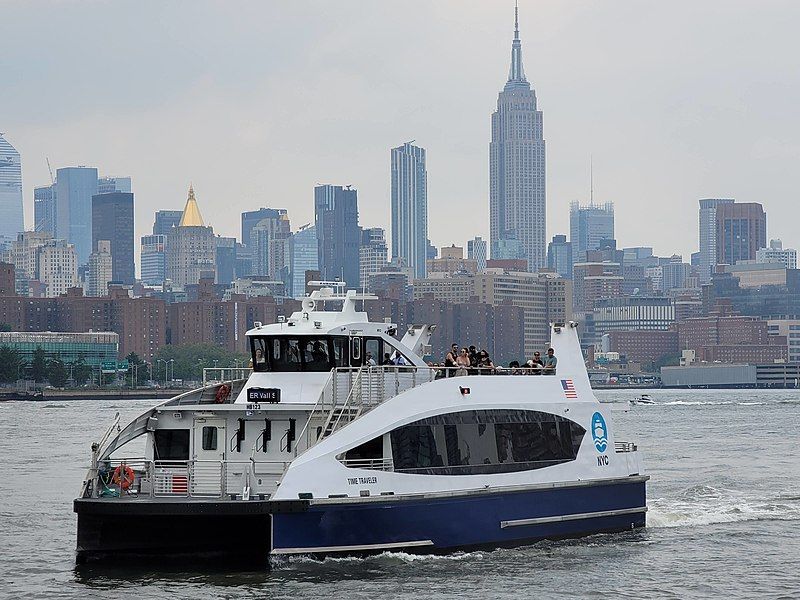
[{"xmin": 46, "ymin": 157, "xmax": 55, "ymax": 184}]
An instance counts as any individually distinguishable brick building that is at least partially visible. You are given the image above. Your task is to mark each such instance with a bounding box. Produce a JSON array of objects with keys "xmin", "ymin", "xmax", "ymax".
[{"xmin": 601, "ymin": 330, "xmax": 679, "ymax": 366}]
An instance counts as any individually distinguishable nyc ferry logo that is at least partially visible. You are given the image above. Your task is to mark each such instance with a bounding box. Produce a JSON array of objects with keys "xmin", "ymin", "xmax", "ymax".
[{"xmin": 591, "ymin": 411, "xmax": 609, "ymax": 468}]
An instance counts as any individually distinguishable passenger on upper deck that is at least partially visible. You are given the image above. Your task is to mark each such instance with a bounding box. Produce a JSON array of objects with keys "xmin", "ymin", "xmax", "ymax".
[
  {"xmin": 543, "ymin": 348, "xmax": 557, "ymax": 374},
  {"xmin": 365, "ymin": 351, "xmax": 377, "ymax": 366},
  {"xmin": 526, "ymin": 351, "xmax": 543, "ymax": 374},
  {"xmin": 477, "ymin": 350, "xmax": 494, "ymax": 373}
]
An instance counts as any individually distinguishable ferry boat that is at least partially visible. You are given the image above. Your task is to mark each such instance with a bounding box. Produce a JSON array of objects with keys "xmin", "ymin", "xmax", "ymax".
[{"xmin": 74, "ymin": 288, "xmax": 648, "ymax": 564}]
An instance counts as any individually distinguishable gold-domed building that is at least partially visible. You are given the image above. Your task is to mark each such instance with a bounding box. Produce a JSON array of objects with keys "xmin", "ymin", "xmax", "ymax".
[{"xmin": 164, "ymin": 185, "xmax": 216, "ymax": 288}]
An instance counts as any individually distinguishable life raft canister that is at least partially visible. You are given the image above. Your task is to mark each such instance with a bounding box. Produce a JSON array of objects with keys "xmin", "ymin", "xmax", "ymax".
[
  {"xmin": 112, "ymin": 464, "xmax": 135, "ymax": 490},
  {"xmin": 215, "ymin": 383, "xmax": 231, "ymax": 404}
]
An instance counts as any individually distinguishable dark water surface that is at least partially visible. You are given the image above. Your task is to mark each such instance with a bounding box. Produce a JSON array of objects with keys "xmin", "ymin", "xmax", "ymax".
[{"xmin": 2, "ymin": 389, "xmax": 799, "ymax": 599}]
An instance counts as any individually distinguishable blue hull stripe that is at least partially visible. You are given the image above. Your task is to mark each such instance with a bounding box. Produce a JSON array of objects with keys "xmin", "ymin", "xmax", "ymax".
[{"xmin": 272, "ymin": 479, "xmax": 646, "ymax": 554}]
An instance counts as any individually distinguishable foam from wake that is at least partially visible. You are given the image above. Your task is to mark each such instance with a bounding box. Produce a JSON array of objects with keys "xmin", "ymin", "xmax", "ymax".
[
  {"xmin": 272, "ymin": 550, "xmax": 483, "ymax": 569},
  {"xmin": 647, "ymin": 485, "xmax": 800, "ymax": 529}
]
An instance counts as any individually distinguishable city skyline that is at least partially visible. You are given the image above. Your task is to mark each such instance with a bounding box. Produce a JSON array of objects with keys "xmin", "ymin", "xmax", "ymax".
[{"xmin": 3, "ymin": 2, "xmax": 800, "ymax": 264}]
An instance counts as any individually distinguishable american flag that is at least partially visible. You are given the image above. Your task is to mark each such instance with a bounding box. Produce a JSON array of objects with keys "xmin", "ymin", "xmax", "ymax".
[{"xmin": 561, "ymin": 379, "xmax": 578, "ymax": 399}]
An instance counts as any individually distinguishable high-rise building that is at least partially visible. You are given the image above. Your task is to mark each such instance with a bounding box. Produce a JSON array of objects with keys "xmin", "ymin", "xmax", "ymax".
[
  {"xmin": 467, "ymin": 237, "xmax": 488, "ymax": 271},
  {"xmin": 489, "ymin": 6, "xmax": 546, "ymax": 271},
  {"xmin": 153, "ymin": 210, "xmax": 183, "ymax": 236},
  {"xmin": 359, "ymin": 227, "xmax": 388, "ymax": 289},
  {"xmin": 288, "ymin": 225, "xmax": 319, "ymax": 298},
  {"xmin": 715, "ymin": 202, "xmax": 766, "ymax": 266},
  {"xmin": 97, "ymin": 176, "xmax": 131, "ymax": 194},
  {"xmin": 38, "ymin": 239, "xmax": 78, "ymax": 297},
  {"xmin": 572, "ymin": 261, "xmax": 623, "ymax": 312},
  {"xmin": 92, "ymin": 192, "xmax": 134, "ymax": 284},
  {"xmin": 140, "ymin": 234, "xmax": 166, "ymax": 285},
  {"xmin": 390, "ymin": 142, "xmax": 428, "ymax": 278},
  {"xmin": 215, "ymin": 236, "xmax": 237, "ymax": 286},
  {"xmin": 569, "ymin": 201, "xmax": 614, "ymax": 264},
  {"xmin": 250, "ymin": 212, "xmax": 290, "ymax": 277},
  {"xmin": 756, "ymin": 239, "xmax": 797, "ymax": 270},
  {"xmin": 54, "ymin": 166, "xmax": 98, "ymax": 265},
  {"xmin": 661, "ymin": 257, "xmax": 691, "ymax": 292},
  {"xmin": 698, "ymin": 198, "xmax": 735, "ymax": 282},
  {"xmin": 0, "ymin": 134, "xmax": 25, "ymax": 247},
  {"xmin": 34, "ymin": 184, "xmax": 55, "ymax": 235},
  {"xmin": 164, "ymin": 185, "xmax": 216, "ymax": 288},
  {"xmin": 314, "ymin": 184, "xmax": 360, "ymax": 287},
  {"xmin": 86, "ymin": 240, "xmax": 113, "ymax": 297},
  {"xmin": 547, "ymin": 234, "xmax": 572, "ymax": 279},
  {"xmin": 241, "ymin": 208, "xmax": 287, "ymax": 249}
]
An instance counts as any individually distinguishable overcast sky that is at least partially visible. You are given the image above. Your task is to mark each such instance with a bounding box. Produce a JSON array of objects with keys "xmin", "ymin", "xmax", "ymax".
[{"xmin": 3, "ymin": 1, "xmax": 799, "ymax": 264}]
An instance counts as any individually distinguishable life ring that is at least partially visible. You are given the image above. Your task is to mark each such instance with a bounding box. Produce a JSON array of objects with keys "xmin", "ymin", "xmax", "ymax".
[
  {"xmin": 112, "ymin": 464, "xmax": 135, "ymax": 490},
  {"xmin": 215, "ymin": 384, "xmax": 231, "ymax": 404}
]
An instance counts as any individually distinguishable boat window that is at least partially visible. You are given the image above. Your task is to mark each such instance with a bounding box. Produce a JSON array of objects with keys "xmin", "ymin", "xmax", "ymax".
[
  {"xmin": 153, "ymin": 429, "xmax": 190, "ymax": 461},
  {"xmin": 250, "ymin": 336, "xmax": 337, "ymax": 372},
  {"xmin": 339, "ymin": 410, "xmax": 585, "ymax": 475},
  {"xmin": 364, "ymin": 338, "xmax": 381, "ymax": 366},
  {"xmin": 351, "ymin": 337, "xmax": 362, "ymax": 366},
  {"xmin": 331, "ymin": 337, "xmax": 348, "ymax": 367},
  {"xmin": 201, "ymin": 426, "xmax": 217, "ymax": 451}
]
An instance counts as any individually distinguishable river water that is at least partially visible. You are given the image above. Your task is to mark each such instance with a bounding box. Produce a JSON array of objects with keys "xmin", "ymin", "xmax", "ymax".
[{"xmin": 2, "ymin": 389, "xmax": 799, "ymax": 599}]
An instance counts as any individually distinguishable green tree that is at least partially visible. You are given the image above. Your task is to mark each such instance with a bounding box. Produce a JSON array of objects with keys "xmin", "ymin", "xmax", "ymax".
[
  {"xmin": 125, "ymin": 352, "xmax": 149, "ymax": 386},
  {"xmin": 71, "ymin": 358, "xmax": 92, "ymax": 386},
  {"xmin": 0, "ymin": 346, "xmax": 25, "ymax": 383},
  {"xmin": 48, "ymin": 359, "xmax": 68, "ymax": 388},
  {"xmin": 31, "ymin": 346, "xmax": 48, "ymax": 383}
]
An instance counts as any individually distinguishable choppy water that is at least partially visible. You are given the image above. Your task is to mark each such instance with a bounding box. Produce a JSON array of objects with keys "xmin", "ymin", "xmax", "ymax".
[{"xmin": 2, "ymin": 389, "xmax": 799, "ymax": 599}]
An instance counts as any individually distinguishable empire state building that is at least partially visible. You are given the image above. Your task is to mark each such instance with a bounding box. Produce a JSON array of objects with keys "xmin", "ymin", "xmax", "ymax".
[{"xmin": 489, "ymin": 4, "xmax": 546, "ymax": 271}]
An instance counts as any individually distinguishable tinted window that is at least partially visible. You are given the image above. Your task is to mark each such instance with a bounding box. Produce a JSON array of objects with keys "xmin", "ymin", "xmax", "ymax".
[
  {"xmin": 250, "ymin": 336, "xmax": 337, "ymax": 372},
  {"xmin": 201, "ymin": 426, "xmax": 217, "ymax": 451},
  {"xmin": 342, "ymin": 410, "xmax": 585, "ymax": 475},
  {"xmin": 154, "ymin": 429, "xmax": 190, "ymax": 461}
]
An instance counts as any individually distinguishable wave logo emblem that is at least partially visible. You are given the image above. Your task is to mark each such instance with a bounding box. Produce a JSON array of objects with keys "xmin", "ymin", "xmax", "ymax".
[{"xmin": 591, "ymin": 412, "xmax": 608, "ymax": 453}]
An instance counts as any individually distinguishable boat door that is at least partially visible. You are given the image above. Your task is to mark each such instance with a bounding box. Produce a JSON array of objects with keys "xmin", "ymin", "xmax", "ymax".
[{"xmin": 191, "ymin": 417, "xmax": 226, "ymax": 496}]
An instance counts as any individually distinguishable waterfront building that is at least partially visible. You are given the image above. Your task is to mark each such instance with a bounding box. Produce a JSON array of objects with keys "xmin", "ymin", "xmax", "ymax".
[
  {"xmin": 467, "ymin": 237, "xmax": 487, "ymax": 271},
  {"xmin": 153, "ymin": 210, "xmax": 183, "ymax": 236},
  {"xmin": 601, "ymin": 330, "xmax": 679, "ymax": 367},
  {"xmin": 92, "ymin": 191, "xmax": 134, "ymax": 284},
  {"xmin": 391, "ymin": 142, "xmax": 428, "ymax": 278},
  {"xmin": 0, "ymin": 331, "xmax": 119, "ymax": 367},
  {"xmin": 86, "ymin": 240, "xmax": 113, "ymax": 297},
  {"xmin": 164, "ymin": 185, "xmax": 216, "ymax": 288},
  {"xmin": 288, "ymin": 225, "xmax": 318, "ymax": 298},
  {"xmin": 0, "ymin": 134, "xmax": 25, "ymax": 247},
  {"xmin": 34, "ymin": 184, "xmax": 56, "ymax": 236},
  {"xmin": 570, "ymin": 201, "xmax": 614, "ymax": 265},
  {"xmin": 698, "ymin": 198, "xmax": 734, "ymax": 283},
  {"xmin": 140, "ymin": 234, "xmax": 166, "ymax": 285},
  {"xmin": 715, "ymin": 202, "xmax": 766, "ymax": 266},
  {"xmin": 359, "ymin": 227, "xmax": 388, "ymax": 289},
  {"xmin": 674, "ymin": 315, "xmax": 788, "ymax": 364},
  {"xmin": 489, "ymin": 5, "xmax": 545, "ymax": 271},
  {"xmin": 547, "ymin": 234, "xmax": 573, "ymax": 279},
  {"xmin": 38, "ymin": 239, "xmax": 78, "ymax": 297},
  {"xmin": 592, "ymin": 296, "xmax": 675, "ymax": 340},
  {"xmin": 756, "ymin": 239, "xmax": 796, "ymax": 270},
  {"xmin": 767, "ymin": 319, "xmax": 800, "ymax": 364},
  {"xmin": 54, "ymin": 166, "xmax": 98, "ymax": 265},
  {"xmin": 314, "ymin": 184, "xmax": 360, "ymax": 287}
]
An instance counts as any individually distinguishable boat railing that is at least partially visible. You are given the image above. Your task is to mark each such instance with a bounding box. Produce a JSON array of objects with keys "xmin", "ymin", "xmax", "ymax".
[
  {"xmin": 338, "ymin": 457, "xmax": 395, "ymax": 471},
  {"xmin": 202, "ymin": 367, "xmax": 252, "ymax": 387},
  {"xmin": 85, "ymin": 457, "xmax": 291, "ymax": 500},
  {"xmin": 164, "ymin": 377, "xmax": 249, "ymax": 406}
]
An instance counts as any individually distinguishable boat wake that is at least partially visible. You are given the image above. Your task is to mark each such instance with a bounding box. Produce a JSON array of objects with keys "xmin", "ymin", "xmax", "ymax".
[
  {"xmin": 647, "ymin": 485, "xmax": 800, "ymax": 528},
  {"xmin": 272, "ymin": 550, "xmax": 484, "ymax": 569}
]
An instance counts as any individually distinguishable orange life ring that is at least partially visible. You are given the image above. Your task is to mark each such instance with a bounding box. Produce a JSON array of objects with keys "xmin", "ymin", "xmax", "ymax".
[
  {"xmin": 112, "ymin": 464, "xmax": 135, "ymax": 490},
  {"xmin": 215, "ymin": 384, "xmax": 231, "ymax": 404}
]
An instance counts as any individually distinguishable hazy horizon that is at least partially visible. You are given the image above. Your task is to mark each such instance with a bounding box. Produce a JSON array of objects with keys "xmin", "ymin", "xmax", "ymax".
[{"xmin": 3, "ymin": 1, "xmax": 799, "ymax": 264}]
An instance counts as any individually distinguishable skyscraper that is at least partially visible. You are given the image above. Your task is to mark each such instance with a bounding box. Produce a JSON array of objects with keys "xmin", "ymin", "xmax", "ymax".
[
  {"xmin": 715, "ymin": 202, "xmax": 766, "ymax": 267},
  {"xmin": 698, "ymin": 198, "xmax": 734, "ymax": 283},
  {"xmin": 391, "ymin": 142, "xmax": 428, "ymax": 278},
  {"xmin": 288, "ymin": 224, "xmax": 319, "ymax": 298},
  {"xmin": 547, "ymin": 234, "xmax": 572, "ymax": 279},
  {"xmin": 54, "ymin": 166, "xmax": 98, "ymax": 264},
  {"xmin": 249, "ymin": 211, "xmax": 291, "ymax": 277},
  {"xmin": 34, "ymin": 184, "xmax": 55, "ymax": 235},
  {"xmin": 314, "ymin": 184, "xmax": 360, "ymax": 287},
  {"xmin": 0, "ymin": 134, "xmax": 25, "ymax": 247},
  {"xmin": 140, "ymin": 234, "xmax": 166, "ymax": 285},
  {"xmin": 467, "ymin": 236, "xmax": 488, "ymax": 271},
  {"xmin": 489, "ymin": 6, "xmax": 546, "ymax": 271},
  {"xmin": 97, "ymin": 176, "xmax": 131, "ymax": 194},
  {"xmin": 153, "ymin": 210, "xmax": 183, "ymax": 236},
  {"xmin": 569, "ymin": 201, "xmax": 615, "ymax": 264},
  {"xmin": 359, "ymin": 227, "xmax": 389, "ymax": 288},
  {"xmin": 86, "ymin": 240, "xmax": 113, "ymax": 297},
  {"xmin": 165, "ymin": 185, "xmax": 216, "ymax": 287},
  {"xmin": 241, "ymin": 208, "xmax": 286, "ymax": 249},
  {"xmin": 92, "ymin": 191, "xmax": 135, "ymax": 284}
]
